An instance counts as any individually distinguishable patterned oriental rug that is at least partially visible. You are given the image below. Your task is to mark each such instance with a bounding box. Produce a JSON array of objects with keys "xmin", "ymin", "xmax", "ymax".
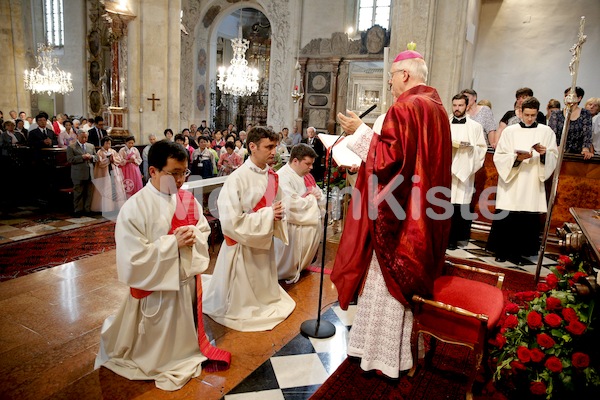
[
  {"xmin": 0, "ymin": 221, "xmax": 116, "ymax": 282},
  {"xmin": 310, "ymin": 260, "xmax": 536, "ymax": 400}
]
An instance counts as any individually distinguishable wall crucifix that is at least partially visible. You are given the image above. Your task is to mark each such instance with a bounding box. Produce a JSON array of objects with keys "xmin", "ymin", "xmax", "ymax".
[{"xmin": 147, "ymin": 93, "xmax": 160, "ymax": 111}]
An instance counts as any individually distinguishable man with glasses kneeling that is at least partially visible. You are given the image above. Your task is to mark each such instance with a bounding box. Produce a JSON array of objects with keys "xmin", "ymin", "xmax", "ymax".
[{"xmin": 95, "ymin": 140, "xmax": 230, "ymax": 391}]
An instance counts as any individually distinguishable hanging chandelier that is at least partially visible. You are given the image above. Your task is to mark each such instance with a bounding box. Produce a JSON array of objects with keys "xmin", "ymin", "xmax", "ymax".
[
  {"xmin": 24, "ymin": 43, "xmax": 73, "ymax": 96},
  {"xmin": 217, "ymin": 10, "xmax": 259, "ymax": 97}
]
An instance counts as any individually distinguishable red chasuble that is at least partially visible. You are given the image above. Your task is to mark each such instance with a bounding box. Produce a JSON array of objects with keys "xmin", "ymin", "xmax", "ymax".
[{"xmin": 332, "ymin": 85, "xmax": 452, "ymax": 309}]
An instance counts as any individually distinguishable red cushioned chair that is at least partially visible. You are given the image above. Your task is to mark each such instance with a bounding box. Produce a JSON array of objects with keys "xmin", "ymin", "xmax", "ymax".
[{"xmin": 408, "ymin": 260, "xmax": 505, "ymax": 400}]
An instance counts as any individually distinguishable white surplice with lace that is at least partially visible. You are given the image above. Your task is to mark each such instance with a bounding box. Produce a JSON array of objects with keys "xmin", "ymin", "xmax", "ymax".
[{"xmin": 343, "ymin": 122, "xmax": 416, "ymax": 378}]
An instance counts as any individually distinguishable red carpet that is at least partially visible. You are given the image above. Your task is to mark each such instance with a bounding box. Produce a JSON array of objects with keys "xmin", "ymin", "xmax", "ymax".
[
  {"xmin": 310, "ymin": 259, "xmax": 535, "ymax": 400},
  {"xmin": 0, "ymin": 221, "xmax": 116, "ymax": 281}
]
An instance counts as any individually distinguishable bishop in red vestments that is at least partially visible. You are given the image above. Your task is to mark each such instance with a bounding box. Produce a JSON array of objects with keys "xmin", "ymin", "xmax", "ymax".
[{"xmin": 332, "ymin": 48, "xmax": 452, "ymax": 377}]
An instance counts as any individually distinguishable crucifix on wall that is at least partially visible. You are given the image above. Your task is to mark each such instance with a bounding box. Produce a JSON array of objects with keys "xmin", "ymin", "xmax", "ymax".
[{"xmin": 147, "ymin": 93, "xmax": 160, "ymax": 111}]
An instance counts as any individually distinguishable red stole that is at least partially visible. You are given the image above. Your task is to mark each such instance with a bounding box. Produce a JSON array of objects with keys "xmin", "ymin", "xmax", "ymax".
[
  {"xmin": 303, "ymin": 173, "xmax": 317, "ymax": 197},
  {"xmin": 224, "ymin": 168, "xmax": 279, "ymax": 246},
  {"xmin": 131, "ymin": 189, "xmax": 231, "ymax": 371},
  {"xmin": 331, "ymin": 85, "xmax": 452, "ymax": 309}
]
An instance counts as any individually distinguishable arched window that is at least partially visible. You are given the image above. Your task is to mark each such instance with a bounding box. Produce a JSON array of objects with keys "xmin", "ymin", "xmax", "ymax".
[
  {"xmin": 358, "ymin": 0, "xmax": 391, "ymax": 32},
  {"xmin": 43, "ymin": 0, "xmax": 64, "ymax": 47}
]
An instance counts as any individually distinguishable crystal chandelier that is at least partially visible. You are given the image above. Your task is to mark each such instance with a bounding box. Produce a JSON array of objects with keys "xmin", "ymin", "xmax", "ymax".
[
  {"xmin": 24, "ymin": 43, "xmax": 73, "ymax": 96},
  {"xmin": 217, "ymin": 11, "xmax": 259, "ymax": 97}
]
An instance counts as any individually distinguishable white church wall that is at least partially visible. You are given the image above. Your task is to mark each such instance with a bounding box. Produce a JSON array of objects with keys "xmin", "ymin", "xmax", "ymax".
[
  {"xmin": 61, "ymin": 1, "xmax": 87, "ymax": 117},
  {"xmin": 473, "ymin": 0, "xmax": 600, "ymax": 123},
  {"xmin": 300, "ymin": 0, "xmax": 355, "ymax": 48}
]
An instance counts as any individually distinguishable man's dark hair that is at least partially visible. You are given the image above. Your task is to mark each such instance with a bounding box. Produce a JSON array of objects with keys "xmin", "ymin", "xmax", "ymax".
[
  {"xmin": 290, "ymin": 143, "xmax": 317, "ymax": 162},
  {"xmin": 461, "ymin": 88, "xmax": 477, "ymax": 97},
  {"xmin": 247, "ymin": 126, "xmax": 278, "ymax": 147},
  {"xmin": 224, "ymin": 141, "xmax": 235, "ymax": 150},
  {"xmin": 94, "ymin": 116, "xmax": 104, "ymax": 124},
  {"xmin": 148, "ymin": 139, "xmax": 189, "ymax": 169},
  {"xmin": 515, "ymin": 87, "xmax": 534, "ymax": 98},
  {"xmin": 125, "ymin": 135, "xmax": 135, "ymax": 142},
  {"xmin": 452, "ymin": 93, "xmax": 469, "ymax": 103},
  {"xmin": 36, "ymin": 112, "xmax": 49, "ymax": 121},
  {"xmin": 164, "ymin": 128, "xmax": 173, "ymax": 137},
  {"xmin": 521, "ymin": 97, "xmax": 540, "ymax": 112},
  {"xmin": 174, "ymin": 133, "xmax": 185, "ymax": 142},
  {"xmin": 100, "ymin": 136, "xmax": 113, "ymax": 145},
  {"xmin": 563, "ymin": 86, "xmax": 585, "ymax": 99}
]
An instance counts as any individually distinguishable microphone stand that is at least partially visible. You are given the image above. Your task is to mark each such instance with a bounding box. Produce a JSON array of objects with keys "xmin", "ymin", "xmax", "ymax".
[{"xmin": 301, "ymin": 104, "xmax": 377, "ymax": 339}]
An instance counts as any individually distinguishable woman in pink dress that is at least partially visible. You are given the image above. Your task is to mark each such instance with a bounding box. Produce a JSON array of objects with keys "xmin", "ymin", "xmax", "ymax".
[
  {"xmin": 91, "ymin": 136, "xmax": 127, "ymax": 212},
  {"xmin": 118, "ymin": 136, "xmax": 144, "ymax": 198}
]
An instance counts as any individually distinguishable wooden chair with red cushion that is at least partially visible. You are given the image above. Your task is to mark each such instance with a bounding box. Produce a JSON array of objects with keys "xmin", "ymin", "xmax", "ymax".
[{"xmin": 408, "ymin": 260, "xmax": 505, "ymax": 400}]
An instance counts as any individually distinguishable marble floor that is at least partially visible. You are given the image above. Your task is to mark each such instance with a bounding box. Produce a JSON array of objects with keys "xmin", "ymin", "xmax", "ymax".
[
  {"xmin": 0, "ymin": 206, "xmax": 106, "ymax": 244},
  {"xmin": 0, "ymin": 217, "xmax": 556, "ymax": 399}
]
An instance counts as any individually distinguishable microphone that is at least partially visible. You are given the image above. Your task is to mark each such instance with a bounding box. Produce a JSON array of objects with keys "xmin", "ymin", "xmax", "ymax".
[
  {"xmin": 340, "ymin": 104, "xmax": 378, "ymax": 136},
  {"xmin": 358, "ymin": 104, "xmax": 378, "ymax": 119}
]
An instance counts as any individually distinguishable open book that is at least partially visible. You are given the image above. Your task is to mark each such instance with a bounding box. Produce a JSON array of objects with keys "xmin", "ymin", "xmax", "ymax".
[{"xmin": 317, "ymin": 133, "xmax": 362, "ymax": 168}]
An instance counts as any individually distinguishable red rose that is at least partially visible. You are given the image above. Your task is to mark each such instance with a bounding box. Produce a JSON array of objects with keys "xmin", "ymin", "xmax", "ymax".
[
  {"xmin": 516, "ymin": 291, "xmax": 537, "ymax": 301},
  {"xmin": 511, "ymin": 360, "xmax": 527, "ymax": 372},
  {"xmin": 544, "ymin": 313, "xmax": 563, "ymax": 328},
  {"xmin": 573, "ymin": 272, "xmax": 588, "ymax": 282},
  {"xmin": 504, "ymin": 303, "xmax": 520, "ymax": 314},
  {"xmin": 545, "ymin": 296, "xmax": 562, "ymax": 310},
  {"xmin": 489, "ymin": 333, "xmax": 507, "ymax": 349},
  {"xmin": 562, "ymin": 307, "xmax": 578, "ymax": 322},
  {"xmin": 530, "ymin": 348, "xmax": 545, "ymax": 363},
  {"xmin": 545, "ymin": 273, "xmax": 559, "ymax": 289},
  {"xmin": 537, "ymin": 333, "xmax": 555, "ymax": 349},
  {"xmin": 517, "ymin": 346, "xmax": 531, "ymax": 363},
  {"xmin": 558, "ymin": 255, "xmax": 572, "ymax": 267},
  {"xmin": 572, "ymin": 352, "xmax": 590, "ymax": 369},
  {"xmin": 545, "ymin": 356, "xmax": 563, "ymax": 373},
  {"xmin": 527, "ymin": 311, "xmax": 543, "ymax": 329},
  {"xmin": 504, "ymin": 315, "xmax": 519, "ymax": 329},
  {"xmin": 530, "ymin": 380, "xmax": 547, "ymax": 396},
  {"xmin": 536, "ymin": 282, "xmax": 550, "ymax": 292},
  {"xmin": 566, "ymin": 320, "xmax": 587, "ymax": 336},
  {"xmin": 556, "ymin": 265, "xmax": 566, "ymax": 274}
]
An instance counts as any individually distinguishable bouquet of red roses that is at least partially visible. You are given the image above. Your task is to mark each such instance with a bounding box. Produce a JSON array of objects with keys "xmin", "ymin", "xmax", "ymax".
[{"xmin": 490, "ymin": 255, "xmax": 599, "ymax": 398}]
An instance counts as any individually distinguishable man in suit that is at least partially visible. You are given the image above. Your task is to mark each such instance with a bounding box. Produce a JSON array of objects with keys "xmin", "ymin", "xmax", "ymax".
[
  {"xmin": 27, "ymin": 112, "xmax": 57, "ymax": 149},
  {"xmin": 302, "ymin": 126, "xmax": 325, "ymax": 181},
  {"xmin": 67, "ymin": 131, "xmax": 97, "ymax": 215},
  {"xmin": 88, "ymin": 116, "xmax": 107, "ymax": 147}
]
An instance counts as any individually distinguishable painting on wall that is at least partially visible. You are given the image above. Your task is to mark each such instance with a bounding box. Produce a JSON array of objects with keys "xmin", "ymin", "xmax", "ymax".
[
  {"xmin": 197, "ymin": 48, "xmax": 207, "ymax": 76},
  {"xmin": 196, "ymin": 84, "xmax": 206, "ymax": 111}
]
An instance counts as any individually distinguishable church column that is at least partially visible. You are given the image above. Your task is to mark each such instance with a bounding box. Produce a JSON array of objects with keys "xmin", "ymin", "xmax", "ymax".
[
  {"xmin": 327, "ymin": 57, "xmax": 342, "ymax": 134},
  {"xmin": 389, "ymin": 0, "xmax": 480, "ymax": 108},
  {"xmin": 102, "ymin": 2, "xmax": 136, "ymax": 139}
]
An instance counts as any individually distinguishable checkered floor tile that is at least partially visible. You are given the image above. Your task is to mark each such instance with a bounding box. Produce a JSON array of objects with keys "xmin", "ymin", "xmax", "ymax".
[
  {"xmin": 225, "ymin": 305, "xmax": 356, "ymax": 400},
  {"xmin": 445, "ymin": 240, "xmax": 557, "ymax": 276}
]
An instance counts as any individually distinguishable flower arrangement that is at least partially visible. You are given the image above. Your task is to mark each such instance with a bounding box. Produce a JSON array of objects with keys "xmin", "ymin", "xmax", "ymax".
[
  {"xmin": 318, "ymin": 165, "xmax": 347, "ymax": 190},
  {"xmin": 490, "ymin": 255, "xmax": 599, "ymax": 398}
]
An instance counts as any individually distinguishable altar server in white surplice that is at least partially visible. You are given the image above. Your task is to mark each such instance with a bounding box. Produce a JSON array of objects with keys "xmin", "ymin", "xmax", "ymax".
[
  {"xmin": 487, "ymin": 97, "xmax": 558, "ymax": 264},
  {"xmin": 203, "ymin": 127, "xmax": 295, "ymax": 332},
  {"xmin": 95, "ymin": 140, "xmax": 230, "ymax": 391},
  {"xmin": 447, "ymin": 93, "xmax": 487, "ymax": 249},
  {"xmin": 274, "ymin": 144, "xmax": 324, "ymax": 283}
]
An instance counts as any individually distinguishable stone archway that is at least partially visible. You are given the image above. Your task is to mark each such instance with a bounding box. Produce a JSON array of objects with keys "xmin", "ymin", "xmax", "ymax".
[{"xmin": 180, "ymin": 0, "xmax": 297, "ymax": 131}]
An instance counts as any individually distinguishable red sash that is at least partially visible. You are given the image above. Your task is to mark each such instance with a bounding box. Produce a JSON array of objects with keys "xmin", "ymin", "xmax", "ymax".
[
  {"xmin": 131, "ymin": 189, "xmax": 231, "ymax": 371},
  {"xmin": 224, "ymin": 168, "xmax": 279, "ymax": 246},
  {"xmin": 303, "ymin": 173, "xmax": 317, "ymax": 197}
]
